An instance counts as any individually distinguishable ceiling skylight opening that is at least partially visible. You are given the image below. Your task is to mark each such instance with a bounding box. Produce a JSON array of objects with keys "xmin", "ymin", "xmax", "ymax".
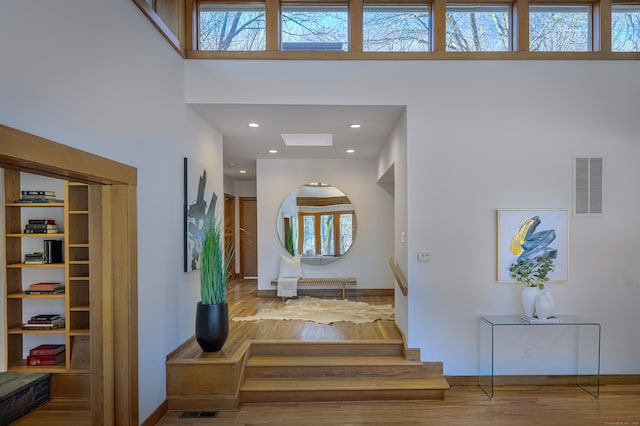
[
  {"xmin": 281, "ymin": 133, "xmax": 333, "ymax": 146},
  {"xmin": 248, "ymin": 122, "xmax": 260, "ymax": 128}
]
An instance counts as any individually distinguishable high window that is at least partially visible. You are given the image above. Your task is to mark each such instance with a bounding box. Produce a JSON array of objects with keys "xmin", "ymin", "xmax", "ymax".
[
  {"xmin": 198, "ymin": 3, "xmax": 266, "ymax": 51},
  {"xmin": 446, "ymin": 5, "xmax": 511, "ymax": 51},
  {"xmin": 363, "ymin": 5, "xmax": 431, "ymax": 52},
  {"xmin": 529, "ymin": 5, "xmax": 591, "ymax": 51},
  {"xmin": 611, "ymin": 5, "xmax": 640, "ymax": 52},
  {"xmin": 281, "ymin": 5, "xmax": 349, "ymax": 51}
]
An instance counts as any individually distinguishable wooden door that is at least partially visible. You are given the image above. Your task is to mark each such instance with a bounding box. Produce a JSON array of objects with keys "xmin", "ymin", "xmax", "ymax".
[
  {"xmin": 224, "ymin": 193, "xmax": 236, "ymax": 279},
  {"xmin": 239, "ymin": 197, "xmax": 257, "ymax": 278}
]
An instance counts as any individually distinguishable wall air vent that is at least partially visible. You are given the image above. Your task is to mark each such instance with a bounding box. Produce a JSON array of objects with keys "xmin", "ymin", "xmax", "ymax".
[{"xmin": 574, "ymin": 157, "xmax": 603, "ymax": 215}]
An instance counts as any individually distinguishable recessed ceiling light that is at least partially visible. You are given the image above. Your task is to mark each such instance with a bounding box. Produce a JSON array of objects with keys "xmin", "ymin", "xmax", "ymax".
[
  {"xmin": 346, "ymin": 149, "xmax": 355, "ymax": 153},
  {"xmin": 269, "ymin": 149, "xmax": 278, "ymax": 154},
  {"xmin": 349, "ymin": 124, "xmax": 361, "ymax": 129},
  {"xmin": 248, "ymin": 123, "xmax": 260, "ymax": 128},
  {"xmin": 239, "ymin": 170, "xmax": 247, "ymax": 174}
]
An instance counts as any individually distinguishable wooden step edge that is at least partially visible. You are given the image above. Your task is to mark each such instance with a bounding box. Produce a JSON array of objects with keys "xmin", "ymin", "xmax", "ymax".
[
  {"xmin": 246, "ymin": 355, "xmax": 424, "ymax": 367},
  {"xmin": 241, "ymin": 377, "xmax": 451, "ymax": 392},
  {"xmin": 249, "ymin": 339, "xmax": 405, "ymax": 347}
]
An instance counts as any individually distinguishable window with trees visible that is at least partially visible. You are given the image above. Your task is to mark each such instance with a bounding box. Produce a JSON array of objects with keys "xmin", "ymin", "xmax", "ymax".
[
  {"xmin": 198, "ymin": 3, "xmax": 266, "ymax": 51},
  {"xmin": 446, "ymin": 5, "xmax": 511, "ymax": 51},
  {"xmin": 299, "ymin": 211, "xmax": 354, "ymax": 257},
  {"xmin": 529, "ymin": 5, "xmax": 591, "ymax": 51},
  {"xmin": 612, "ymin": 5, "xmax": 640, "ymax": 51},
  {"xmin": 281, "ymin": 5, "xmax": 349, "ymax": 51},
  {"xmin": 363, "ymin": 5, "xmax": 430, "ymax": 52}
]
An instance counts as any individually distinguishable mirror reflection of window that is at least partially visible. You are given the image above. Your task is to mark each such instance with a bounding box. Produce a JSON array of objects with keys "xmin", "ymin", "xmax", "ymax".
[{"xmin": 277, "ymin": 183, "xmax": 356, "ymax": 264}]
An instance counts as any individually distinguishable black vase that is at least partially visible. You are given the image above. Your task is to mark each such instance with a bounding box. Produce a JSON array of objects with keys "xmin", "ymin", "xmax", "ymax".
[{"xmin": 195, "ymin": 302, "xmax": 229, "ymax": 352}]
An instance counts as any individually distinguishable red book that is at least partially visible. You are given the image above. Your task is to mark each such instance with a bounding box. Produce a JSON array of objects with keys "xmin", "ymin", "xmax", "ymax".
[
  {"xmin": 28, "ymin": 282, "xmax": 63, "ymax": 290},
  {"xmin": 29, "ymin": 344, "xmax": 65, "ymax": 356},
  {"xmin": 27, "ymin": 352, "xmax": 65, "ymax": 366}
]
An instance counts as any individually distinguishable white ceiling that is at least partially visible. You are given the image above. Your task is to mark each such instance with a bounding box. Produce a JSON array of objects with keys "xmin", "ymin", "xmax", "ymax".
[{"xmin": 189, "ymin": 104, "xmax": 405, "ymax": 180}]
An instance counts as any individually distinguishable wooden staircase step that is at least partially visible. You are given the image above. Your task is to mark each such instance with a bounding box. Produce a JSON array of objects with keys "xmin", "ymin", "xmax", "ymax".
[
  {"xmin": 245, "ymin": 355, "xmax": 428, "ymax": 378},
  {"xmin": 240, "ymin": 377, "xmax": 450, "ymax": 403},
  {"xmin": 248, "ymin": 340, "xmax": 405, "ymax": 357}
]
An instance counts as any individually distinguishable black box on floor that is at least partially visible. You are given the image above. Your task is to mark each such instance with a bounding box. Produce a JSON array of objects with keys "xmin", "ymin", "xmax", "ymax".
[{"xmin": 0, "ymin": 372, "xmax": 51, "ymax": 424}]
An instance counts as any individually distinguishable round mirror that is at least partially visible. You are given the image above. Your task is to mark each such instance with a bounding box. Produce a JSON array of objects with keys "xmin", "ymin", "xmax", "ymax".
[{"xmin": 277, "ymin": 183, "xmax": 356, "ymax": 265}]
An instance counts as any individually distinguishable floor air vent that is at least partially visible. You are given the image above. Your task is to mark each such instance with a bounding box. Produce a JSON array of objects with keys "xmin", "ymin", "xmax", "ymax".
[{"xmin": 179, "ymin": 411, "xmax": 219, "ymax": 418}]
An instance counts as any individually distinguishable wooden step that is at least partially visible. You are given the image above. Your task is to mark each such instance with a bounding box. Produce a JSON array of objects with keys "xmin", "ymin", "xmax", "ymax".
[
  {"xmin": 245, "ymin": 355, "xmax": 430, "ymax": 378},
  {"xmin": 240, "ymin": 377, "xmax": 450, "ymax": 403},
  {"xmin": 248, "ymin": 340, "xmax": 405, "ymax": 357}
]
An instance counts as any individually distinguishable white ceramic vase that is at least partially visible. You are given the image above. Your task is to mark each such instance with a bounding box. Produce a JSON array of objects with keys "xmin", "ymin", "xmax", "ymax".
[
  {"xmin": 522, "ymin": 286, "xmax": 539, "ymax": 317},
  {"xmin": 535, "ymin": 290, "xmax": 555, "ymax": 319}
]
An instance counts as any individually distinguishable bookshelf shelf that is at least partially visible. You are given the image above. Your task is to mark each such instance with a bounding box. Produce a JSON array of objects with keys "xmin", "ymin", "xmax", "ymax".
[
  {"xmin": 69, "ymin": 329, "xmax": 90, "ymax": 336},
  {"xmin": 8, "ymin": 328, "xmax": 66, "ymax": 335},
  {"xmin": 7, "ymin": 233, "xmax": 65, "ymax": 238},
  {"xmin": 6, "ymin": 263, "xmax": 65, "ymax": 269},
  {"xmin": 8, "ymin": 360, "xmax": 68, "ymax": 373},
  {"xmin": 5, "ymin": 202, "xmax": 65, "ymax": 208},
  {"xmin": 7, "ymin": 292, "xmax": 66, "ymax": 299}
]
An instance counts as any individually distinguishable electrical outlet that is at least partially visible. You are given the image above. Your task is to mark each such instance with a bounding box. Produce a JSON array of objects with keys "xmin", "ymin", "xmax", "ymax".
[
  {"xmin": 417, "ymin": 252, "xmax": 430, "ymax": 262},
  {"xmin": 524, "ymin": 346, "xmax": 533, "ymax": 359}
]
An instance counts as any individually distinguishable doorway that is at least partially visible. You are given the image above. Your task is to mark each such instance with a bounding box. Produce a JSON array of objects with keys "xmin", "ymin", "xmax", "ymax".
[
  {"xmin": 224, "ymin": 193, "xmax": 236, "ymax": 279},
  {"xmin": 239, "ymin": 197, "xmax": 257, "ymax": 279}
]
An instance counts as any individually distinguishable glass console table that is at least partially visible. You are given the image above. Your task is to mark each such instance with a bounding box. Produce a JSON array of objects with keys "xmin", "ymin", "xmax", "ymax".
[{"xmin": 478, "ymin": 315, "xmax": 601, "ymax": 400}]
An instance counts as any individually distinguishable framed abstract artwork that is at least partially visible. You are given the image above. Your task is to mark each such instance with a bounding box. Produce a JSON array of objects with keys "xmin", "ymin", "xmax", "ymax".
[
  {"xmin": 184, "ymin": 157, "xmax": 218, "ymax": 272},
  {"xmin": 496, "ymin": 209, "xmax": 569, "ymax": 283}
]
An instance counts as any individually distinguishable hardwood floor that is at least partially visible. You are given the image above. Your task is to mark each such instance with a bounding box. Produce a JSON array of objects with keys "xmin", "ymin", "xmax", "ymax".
[
  {"xmin": 13, "ymin": 280, "xmax": 640, "ymax": 424},
  {"xmin": 157, "ymin": 384, "xmax": 640, "ymax": 426}
]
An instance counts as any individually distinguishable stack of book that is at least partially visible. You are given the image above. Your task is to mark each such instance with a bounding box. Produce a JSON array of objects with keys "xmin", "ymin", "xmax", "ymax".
[
  {"xmin": 24, "ymin": 282, "xmax": 65, "ymax": 295},
  {"xmin": 15, "ymin": 190, "xmax": 62, "ymax": 203},
  {"xmin": 26, "ymin": 344, "xmax": 66, "ymax": 366},
  {"xmin": 22, "ymin": 314, "xmax": 65, "ymax": 330},
  {"xmin": 24, "ymin": 219, "xmax": 60, "ymax": 234},
  {"xmin": 24, "ymin": 252, "xmax": 45, "ymax": 264}
]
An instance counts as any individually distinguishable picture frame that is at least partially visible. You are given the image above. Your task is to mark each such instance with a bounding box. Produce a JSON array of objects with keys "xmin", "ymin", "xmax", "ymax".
[
  {"xmin": 496, "ymin": 209, "xmax": 569, "ymax": 283},
  {"xmin": 184, "ymin": 157, "xmax": 218, "ymax": 272}
]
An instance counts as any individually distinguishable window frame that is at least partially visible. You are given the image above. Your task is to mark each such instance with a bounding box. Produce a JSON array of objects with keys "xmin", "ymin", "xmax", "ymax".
[
  {"xmin": 298, "ymin": 210, "xmax": 355, "ymax": 257},
  {"xmin": 528, "ymin": 3, "xmax": 594, "ymax": 52},
  {"xmin": 149, "ymin": 0, "xmax": 640, "ymax": 59}
]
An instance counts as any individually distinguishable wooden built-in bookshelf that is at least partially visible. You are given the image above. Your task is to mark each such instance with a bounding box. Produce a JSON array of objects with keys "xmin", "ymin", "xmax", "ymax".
[{"xmin": 3, "ymin": 170, "xmax": 91, "ymax": 374}]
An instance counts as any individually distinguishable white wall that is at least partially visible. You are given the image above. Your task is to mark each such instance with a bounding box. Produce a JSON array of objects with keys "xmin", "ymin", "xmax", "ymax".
[
  {"xmin": 0, "ymin": 1, "xmax": 224, "ymax": 422},
  {"xmin": 256, "ymin": 159, "xmax": 394, "ymax": 290},
  {"xmin": 186, "ymin": 59, "xmax": 640, "ymax": 375},
  {"xmin": 377, "ymin": 112, "xmax": 409, "ymax": 336}
]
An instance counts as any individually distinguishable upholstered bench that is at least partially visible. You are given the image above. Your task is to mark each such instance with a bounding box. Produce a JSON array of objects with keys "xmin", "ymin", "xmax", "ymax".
[{"xmin": 270, "ymin": 277, "xmax": 357, "ymax": 299}]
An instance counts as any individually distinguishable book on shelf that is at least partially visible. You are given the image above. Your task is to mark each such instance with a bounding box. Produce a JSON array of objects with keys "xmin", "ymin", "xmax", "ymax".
[
  {"xmin": 519, "ymin": 314, "xmax": 561, "ymax": 323},
  {"xmin": 13, "ymin": 198, "xmax": 64, "ymax": 203},
  {"xmin": 29, "ymin": 344, "xmax": 66, "ymax": 356},
  {"xmin": 28, "ymin": 219, "xmax": 57, "ymax": 225},
  {"xmin": 24, "ymin": 288, "xmax": 65, "ymax": 295},
  {"xmin": 25, "ymin": 315, "xmax": 64, "ymax": 324},
  {"xmin": 22, "ymin": 190, "xmax": 56, "ymax": 197},
  {"xmin": 24, "ymin": 252, "xmax": 45, "ymax": 264},
  {"xmin": 29, "ymin": 314, "xmax": 62, "ymax": 321},
  {"xmin": 24, "ymin": 228, "xmax": 60, "ymax": 234},
  {"xmin": 28, "ymin": 282, "xmax": 63, "ymax": 290},
  {"xmin": 25, "ymin": 224, "xmax": 59, "ymax": 230},
  {"xmin": 22, "ymin": 323, "xmax": 64, "ymax": 330},
  {"xmin": 44, "ymin": 239, "xmax": 63, "ymax": 264},
  {"xmin": 26, "ymin": 352, "xmax": 65, "ymax": 366}
]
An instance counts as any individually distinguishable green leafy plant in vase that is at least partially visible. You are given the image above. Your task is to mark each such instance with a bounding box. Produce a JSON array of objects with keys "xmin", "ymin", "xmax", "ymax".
[
  {"xmin": 195, "ymin": 217, "xmax": 234, "ymax": 352},
  {"xmin": 510, "ymin": 256, "xmax": 555, "ymax": 318}
]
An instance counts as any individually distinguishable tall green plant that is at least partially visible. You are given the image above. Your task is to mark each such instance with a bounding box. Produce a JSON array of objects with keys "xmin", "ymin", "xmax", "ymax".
[
  {"xmin": 284, "ymin": 223, "xmax": 295, "ymax": 256},
  {"xmin": 200, "ymin": 219, "xmax": 233, "ymax": 305}
]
